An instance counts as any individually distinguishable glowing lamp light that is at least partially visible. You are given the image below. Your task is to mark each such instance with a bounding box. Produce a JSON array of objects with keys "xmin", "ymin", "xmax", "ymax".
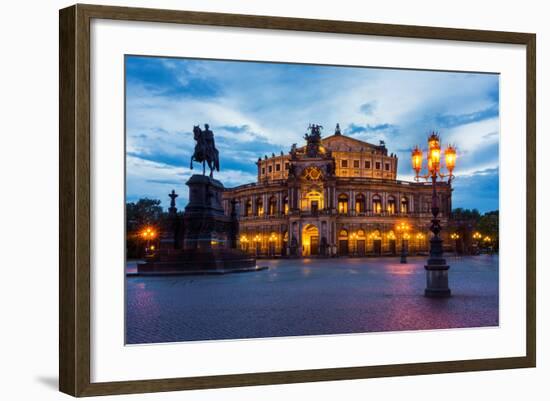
[
  {"xmin": 411, "ymin": 146, "xmax": 423, "ymax": 174},
  {"xmin": 473, "ymin": 232, "xmax": 482, "ymax": 240},
  {"xmin": 483, "ymin": 236, "xmax": 492, "ymax": 243},
  {"xmin": 445, "ymin": 145, "xmax": 457, "ymax": 173},
  {"xmin": 426, "ymin": 132, "xmax": 441, "ymax": 172},
  {"xmin": 428, "ymin": 132, "xmax": 440, "ymax": 150},
  {"xmin": 141, "ymin": 227, "xmax": 156, "ymax": 239},
  {"xmin": 396, "ymin": 222, "xmax": 410, "ymax": 232},
  {"xmin": 428, "ymin": 147, "xmax": 441, "ymax": 172},
  {"xmin": 411, "ymin": 131, "xmax": 456, "ymax": 185}
]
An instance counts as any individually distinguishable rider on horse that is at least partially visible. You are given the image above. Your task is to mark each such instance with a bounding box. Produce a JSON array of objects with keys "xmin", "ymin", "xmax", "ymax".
[{"xmin": 190, "ymin": 124, "xmax": 220, "ymax": 177}]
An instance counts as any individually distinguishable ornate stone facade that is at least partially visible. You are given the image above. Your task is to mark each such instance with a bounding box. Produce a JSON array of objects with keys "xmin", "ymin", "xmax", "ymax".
[{"xmin": 222, "ymin": 125, "xmax": 452, "ymax": 257}]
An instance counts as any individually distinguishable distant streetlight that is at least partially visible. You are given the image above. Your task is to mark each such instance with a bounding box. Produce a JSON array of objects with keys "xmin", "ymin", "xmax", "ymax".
[
  {"xmin": 450, "ymin": 232, "xmax": 460, "ymax": 257},
  {"xmin": 254, "ymin": 234, "xmax": 262, "ymax": 256},
  {"xmin": 396, "ymin": 222, "xmax": 410, "ymax": 263},
  {"xmin": 415, "ymin": 232, "xmax": 425, "ymax": 253},
  {"xmin": 412, "ymin": 132, "xmax": 457, "ymax": 297},
  {"xmin": 472, "ymin": 231, "xmax": 482, "ymax": 254},
  {"xmin": 141, "ymin": 226, "xmax": 156, "ymax": 256},
  {"xmin": 350, "ymin": 232, "xmax": 358, "ymax": 256},
  {"xmin": 483, "ymin": 236, "xmax": 492, "ymax": 254}
]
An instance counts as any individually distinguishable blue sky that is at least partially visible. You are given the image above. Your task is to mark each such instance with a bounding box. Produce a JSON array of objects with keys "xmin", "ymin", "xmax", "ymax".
[{"xmin": 126, "ymin": 56, "xmax": 499, "ymax": 213}]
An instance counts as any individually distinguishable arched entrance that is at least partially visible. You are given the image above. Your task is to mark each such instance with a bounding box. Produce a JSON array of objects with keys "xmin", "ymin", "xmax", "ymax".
[
  {"xmin": 302, "ymin": 224, "xmax": 319, "ymax": 256},
  {"xmin": 338, "ymin": 229, "xmax": 349, "ymax": 256}
]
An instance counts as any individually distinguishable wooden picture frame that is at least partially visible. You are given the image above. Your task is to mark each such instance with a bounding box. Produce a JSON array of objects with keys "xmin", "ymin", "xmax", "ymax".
[{"xmin": 59, "ymin": 3, "xmax": 536, "ymax": 397}]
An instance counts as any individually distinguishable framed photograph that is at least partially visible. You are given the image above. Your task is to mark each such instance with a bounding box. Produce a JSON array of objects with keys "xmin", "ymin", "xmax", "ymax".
[{"xmin": 59, "ymin": 4, "xmax": 536, "ymax": 397}]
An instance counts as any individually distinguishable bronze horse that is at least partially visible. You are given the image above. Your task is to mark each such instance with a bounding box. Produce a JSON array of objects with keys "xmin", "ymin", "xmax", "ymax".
[{"xmin": 190, "ymin": 124, "xmax": 220, "ymax": 177}]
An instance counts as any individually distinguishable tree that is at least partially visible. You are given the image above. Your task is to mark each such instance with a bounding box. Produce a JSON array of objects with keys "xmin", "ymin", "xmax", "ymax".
[
  {"xmin": 478, "ymin": 210, "xmax": 499, "ymax": 249},
  {"xmin": 126, "ymin": 198, "xmax": 163, "ymax": 258},
  {"xmin": 451, "ymin": 208, "xmax": 481, "ymax": 222},
  {"xmin": 126, "ymin": 198, "xmax": 163, "ymax": 232}
]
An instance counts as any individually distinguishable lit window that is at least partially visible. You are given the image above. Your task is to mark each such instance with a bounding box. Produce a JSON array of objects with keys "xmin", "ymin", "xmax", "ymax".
[
  {"xmin": 353, "ymin": 160, "xmax": 360, "ymax": 168},
  {"xmin": 355, "ymin": 194, "xmax": 365, "ymax": 213},
  {"xmin": 387, "ymin": 196, "xmax": 396, "ymax": 214},
  {"xmin": 401, "ymin": 197, "xmax": 409, "ymax": 214},
  {"xmin": 372, "ymin": 195, "xmax": 382, "ymax": 214},
  {"xmin": 375, "ymin": 162, "xmax": 381, "ymax": 170},
  {"xmin": 245, "ymin": 200, "xmax": 252, "ymax": 216},
  {"xmin": 338, "ymin": 194, "xmax": 349, "ymax": 214},
  {"xmin": 268, "ymin": 196, "xmax": 277, "ymax": 215},
  {"xmin": 365, "ymin": 161, "xmax": 371, "ymax": 169},
  {"xmin": 341, "ymin": 160, "xmax": 348, "ymax": 168},
  {"xmin": 256, "ymin": 199, "xmax": 264, "ymax": 216}
]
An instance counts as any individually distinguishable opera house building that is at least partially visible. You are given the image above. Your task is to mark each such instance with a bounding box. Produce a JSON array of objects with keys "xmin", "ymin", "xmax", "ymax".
[{"xmin": 222, "ymin": 124, "xmax": 452, "ymax": 257}]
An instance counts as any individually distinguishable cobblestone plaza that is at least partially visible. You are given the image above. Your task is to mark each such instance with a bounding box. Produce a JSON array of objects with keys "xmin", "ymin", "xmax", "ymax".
[{"xmin": 126, "ymin": 255, "xmax": 498, "ymax": 344}]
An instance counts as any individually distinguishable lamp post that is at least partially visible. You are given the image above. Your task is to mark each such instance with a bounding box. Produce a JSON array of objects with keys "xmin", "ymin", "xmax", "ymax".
[
  {"xmin": 350, "ymin": 232, "xmax": 358, "ymax": 256},
  {"xmin": 412, "ymin": 132, "xmax": 456, "ymax": 297},
  {"xmin": 269, "ymin": 233, "xmax": 277, "ymax": 256},
  {"xmin": 254, "ymin": 234, "xmax": 261, "ymax": 256},
  {"xmin": 415, "ymin": 232, "xmax": 425, "ymax": 254},
  {"xmin": 240, "ymin": 234, "xmax": 249, "ymax": 253},
  {"xmin": 473, "ymin": 231, "xmax": 482, "ymax": 254},
  {"xmin": 141, "ymin": 227, "xmax": 156, "ymax": 257},
  {"xmin": 396, "ymin": 222, "xmax": 410, "ymax": 263},
  {"xmin": 483, "ymin": 235, "xmax": 492, "ymax": 254},
  {"xmin": 450, "ymin": 232, "xmax": 460, "ymax": 257}
]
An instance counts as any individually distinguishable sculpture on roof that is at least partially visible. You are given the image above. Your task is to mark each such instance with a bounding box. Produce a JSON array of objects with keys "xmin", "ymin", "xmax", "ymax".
[{"xmin": 304, "ymin": 124, "xmax": 323, "ymax": 157}]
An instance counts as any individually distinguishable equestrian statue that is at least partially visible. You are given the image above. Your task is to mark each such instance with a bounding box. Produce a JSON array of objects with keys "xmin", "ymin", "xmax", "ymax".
[{"xmin": 190, "ymin": 123, "xmax": 220, "ymax": 177}]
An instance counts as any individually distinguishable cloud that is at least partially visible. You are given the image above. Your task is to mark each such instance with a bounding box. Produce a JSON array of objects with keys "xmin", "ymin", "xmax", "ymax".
[
  {"xmin": 452, "ymin": 167, "xmax": 499, "ymax": 213},
  {"xmin": 125, "ymin": 56, "xmax": 499, "ymax": 211},
  {"xmin": 359, "ymin": 101, "xmax": 377, "ymax": 115},
  {"xmin": 434, "ymin": 105, "xmax": 499, "ymax": 129}
]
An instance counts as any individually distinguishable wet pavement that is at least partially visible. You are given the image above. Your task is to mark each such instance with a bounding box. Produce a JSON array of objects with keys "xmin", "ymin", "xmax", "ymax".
[{"xmin": 126, "ymin": 255, "xmax": 499, "ymax": 344}]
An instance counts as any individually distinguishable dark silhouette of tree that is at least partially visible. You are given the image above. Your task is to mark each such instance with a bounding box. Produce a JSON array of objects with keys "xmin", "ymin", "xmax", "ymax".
[
  {"xmin": 126, "ymin": 198, "xmax": 163, "ymax": 232},
  {"xmin": 126, "ymin": 198, "xmax": 163, "ymax": 258},
  {"xmin": 451, "ymin": 207, "xmax": 481, "ymax": 222},
  {"xmin": 478, "ymin": 210, "xmax": 499, "ymax": 251}
]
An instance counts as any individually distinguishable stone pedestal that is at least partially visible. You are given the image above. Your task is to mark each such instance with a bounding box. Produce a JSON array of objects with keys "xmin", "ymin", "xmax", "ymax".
[
  {"xmin": 424, "ymin": 236, "xmax": 451, "ymax": 297},
  {"xmin": 182, "ymin": 175, "xmax": 227, "ymax": 250},
  {"xmin": 137, "ymin": 175, "xmax": 261, "ymax": 275}
]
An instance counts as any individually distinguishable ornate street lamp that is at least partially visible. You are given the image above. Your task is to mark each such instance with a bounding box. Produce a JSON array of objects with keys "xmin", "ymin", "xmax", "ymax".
[
  {"xmin": 412, "ymin": 132, "xmax": 457, "ymax": 297},
  {"xmin": 396, "ymin": 222, "xmax": 410, "ymax": 263}
]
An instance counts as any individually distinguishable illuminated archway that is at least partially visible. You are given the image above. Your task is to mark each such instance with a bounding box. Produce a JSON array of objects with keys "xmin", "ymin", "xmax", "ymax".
[
  {"xmin": 301, "ymin": 190, "xmax": 324, "ymax": 212},
  {"xmin": 302, "ymin": 224, "xmax": 319, "ymax": 256},
  {"xmin": 338, "ymin": 228, "xmax": 349, "ymax": 256}
]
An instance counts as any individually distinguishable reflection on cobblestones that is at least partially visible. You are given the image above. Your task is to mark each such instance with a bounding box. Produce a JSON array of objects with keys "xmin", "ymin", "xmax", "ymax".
[{"xmin": 126, "ymin": 255, "xmax": 498, "ymax": 344}]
